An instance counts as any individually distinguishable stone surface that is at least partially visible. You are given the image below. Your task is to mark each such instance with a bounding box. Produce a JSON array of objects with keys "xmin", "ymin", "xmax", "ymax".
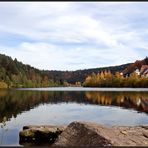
[
  {"xmin": 112, "ymin": 125, "xmax": 148, "ymax": 146},
  {"xmin": 53, "ymin": 121, "xmax": 118, "ymax": 146},
  {"xmin": 19, "ymin": 122, "xmax": 148, "ymax": 146},
  {"xmin": 19, "ymin": 125, "xmax": 65, "ymax": 145},
  {"xmin": 53, "ymin": 121, "xmax": 148, "ymax": 146}
]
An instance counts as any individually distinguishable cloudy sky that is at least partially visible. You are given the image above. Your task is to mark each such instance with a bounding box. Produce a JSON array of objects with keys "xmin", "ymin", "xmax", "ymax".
[{"xmin": 0, "ymin": 2, "xmax": 147, "ymax": 70}]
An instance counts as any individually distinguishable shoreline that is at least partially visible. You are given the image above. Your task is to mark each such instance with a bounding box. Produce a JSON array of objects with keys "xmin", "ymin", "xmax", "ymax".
[
  {"xmin": 1, "ymin": 86, "xmax": 148, "ymax": 91},
  {"xmin": 16, "ymin": 87, "xmax": 148, "ymax": 92}
]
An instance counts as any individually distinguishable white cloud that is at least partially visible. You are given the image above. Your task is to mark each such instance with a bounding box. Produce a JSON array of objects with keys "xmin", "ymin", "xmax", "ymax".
[
  {"xmin": 0, "ymin": 2, "xmax": 147, "ymax": 70},
  {"xmin": 0, "ymin": 40, "xmax": 141, "ymax": 71}
]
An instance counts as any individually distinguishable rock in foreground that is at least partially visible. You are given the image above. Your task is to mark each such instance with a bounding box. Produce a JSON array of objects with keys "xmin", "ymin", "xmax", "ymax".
[
  {"xmin": 53, "ymin": 121, "xmax": 148, "ymax": 146},
  {"xmin": 53, "ymin": 121, "xmax": 115, "ymax": 146},
  {"xmin": 19, "ymin": 125, "xmax": 65, "ymax": 145},
  {"xmin": 19, "ymin": 122, "xmax": 148, "ymax": 146}
]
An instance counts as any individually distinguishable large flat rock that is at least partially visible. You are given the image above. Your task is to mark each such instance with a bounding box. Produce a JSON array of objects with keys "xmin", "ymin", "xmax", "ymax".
[
  {"xmin": 112, "ymin": 125, "xmax": 148, "ymax": 145},
  {"xmin": 53, "ymin": 121, "xmax": 148, "ymax": 146},
  {"xmin": 19, "ymin": 122, "xmax": 148, "ymax": 146}
]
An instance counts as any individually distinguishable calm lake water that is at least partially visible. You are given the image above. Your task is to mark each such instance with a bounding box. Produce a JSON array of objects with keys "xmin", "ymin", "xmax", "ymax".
[{"xmin": 0, "ymin": 87, "xmax": 148, "ymax": 146}]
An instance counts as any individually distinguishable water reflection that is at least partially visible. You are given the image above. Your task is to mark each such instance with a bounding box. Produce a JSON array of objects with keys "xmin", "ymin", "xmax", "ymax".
[
  {"xmin": 0, "ymin": 90, "xmax": 86, "ymax": 123},
  {"xmin": 85, "ymin": 91, "xmax": 148, "ymax": 114},
  {"xmin": 0, "ymin": 89, "xmax": 148, "ymax": 146},
  {"xmin": 0, "ymin": 89, "xmax": 148, "ymax": 123}
]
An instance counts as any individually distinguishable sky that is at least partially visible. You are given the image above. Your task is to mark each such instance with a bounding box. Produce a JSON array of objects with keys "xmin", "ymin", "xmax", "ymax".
[{"xmin": 0, "ymin": 2, "xmax": 148, "ymax": 71}]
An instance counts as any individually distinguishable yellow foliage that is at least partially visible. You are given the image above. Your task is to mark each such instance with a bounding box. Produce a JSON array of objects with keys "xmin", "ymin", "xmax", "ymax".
[{"xmin": 0, "ymin": 82, "xmax": 8, "ymax": 89}]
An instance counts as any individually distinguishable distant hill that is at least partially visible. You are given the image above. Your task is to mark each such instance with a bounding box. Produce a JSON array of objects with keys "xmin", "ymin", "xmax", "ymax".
[
  {"xmin": 46, "ymin": 63, "xmax": 131, "ymax": 84},
  {"xmin": 0, "ymin": 53, "xmax": 134, "ymax": 88}
]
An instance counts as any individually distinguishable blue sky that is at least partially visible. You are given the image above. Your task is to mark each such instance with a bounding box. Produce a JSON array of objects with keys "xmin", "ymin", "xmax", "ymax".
[{"xmin": 0, "ymin": 2, "xmax": 147, "ymax": 70}]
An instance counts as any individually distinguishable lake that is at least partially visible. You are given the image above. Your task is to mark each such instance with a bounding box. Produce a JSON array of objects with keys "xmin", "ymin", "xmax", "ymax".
[{"xmin": 0, "ymin": 87, "xmax": 148, "ymax": 146}]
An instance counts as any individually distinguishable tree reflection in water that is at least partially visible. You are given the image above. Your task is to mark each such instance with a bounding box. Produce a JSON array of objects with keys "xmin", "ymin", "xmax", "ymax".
[
  {"xmin": 0, "ymin": 89, "xmax": 148, "ymax": 123},
  {"xmin": 85, "ymin": 91, "xmax": 148, "ymax": 114}
]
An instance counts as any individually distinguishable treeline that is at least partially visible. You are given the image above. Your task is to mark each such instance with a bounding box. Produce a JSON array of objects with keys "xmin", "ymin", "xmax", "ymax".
[
  {"xmin": 0, "ymin": 53, "xmax": 131, "ymax": 88},
  {"xmin": 83, "ymin": 70, "xmax": 148, "ymax": 87},
  {"xmin": 0, "ymin": 53, "xmax": 62, "ymax": 88},
  {"xmin": 47, "ymin": 63, "xmax": 131, "ymax": 84}
]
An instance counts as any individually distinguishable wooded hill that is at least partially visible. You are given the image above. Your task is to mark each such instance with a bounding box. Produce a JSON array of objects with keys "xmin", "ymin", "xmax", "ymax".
[
  {"xmin": 0, "ymin": 53, "xmax": 60, "ymax": 88},
  {"xmin": 0, "ymin": 53, "xmax": 131, "ymax": 88},
  {"xmin": 83, "ymin": 57, "xmax": 148, "ymax": 88},
  {"xmin": 46, "ymin": 63, "xmax": 131, "ymax": 84}
]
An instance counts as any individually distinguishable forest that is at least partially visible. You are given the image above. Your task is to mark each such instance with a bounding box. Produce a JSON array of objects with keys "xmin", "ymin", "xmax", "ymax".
[
  {"xmin": 0, "ymin": 53, "xmax": 148, "ymax": 88},
  {"xmin": 0, "ymin": 54, "xmax": 61, "ymax": 88},
  {"xmin": 83, "ymin": 70, "xmax": 148, "ymax": 88},
  {"xmin": 0, "ymin": 53, "xmax": 131, "ymax": 88}
]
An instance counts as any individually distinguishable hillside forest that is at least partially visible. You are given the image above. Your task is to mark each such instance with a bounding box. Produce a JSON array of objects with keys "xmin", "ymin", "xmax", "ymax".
[
  {"xmin": 83, "ymin": 57, "xmax": 148, "ymax": 87},
  {"xmin": 0, "ymin": 53, "xmax": 148, "ymax": 88},
  {"xmin": 83, "ymin": 70, "xmax": 148, "ymax": 88},
  {"xmin": 0, "ymin": 54, "xmax": 60, "ymax": 88}
]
